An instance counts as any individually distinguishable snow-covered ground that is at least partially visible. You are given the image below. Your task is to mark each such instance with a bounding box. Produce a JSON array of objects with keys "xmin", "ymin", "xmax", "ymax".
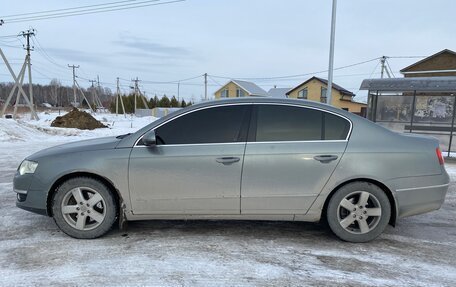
[
  {"xmin": 0, "ymin": 111, "xmax": 455, "ymax": 286},
  {"xmin": 0, "ymin": 110, "xmax": 156, "ymax": 142}
]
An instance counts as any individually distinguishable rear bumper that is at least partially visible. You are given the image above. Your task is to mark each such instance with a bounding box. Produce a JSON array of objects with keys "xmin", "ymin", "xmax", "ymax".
[{"xmin": 389, "ymin": 172, "xmax": 450, "ymax": 218}]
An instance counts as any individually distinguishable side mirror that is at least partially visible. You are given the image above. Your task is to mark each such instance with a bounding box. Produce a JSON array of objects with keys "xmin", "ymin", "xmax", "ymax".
[{"xmin": 142, "ymin": 130, "xmax": 157, "ymax": 146}]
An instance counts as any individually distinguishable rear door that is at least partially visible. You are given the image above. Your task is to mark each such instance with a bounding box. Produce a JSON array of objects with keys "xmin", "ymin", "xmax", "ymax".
[
  {"xmin": 129, "ymin": 104, "xmax": 251, "ymax": 215},
  {"xmin": 241, "ymin": 104, "xmax": 351, "ymax": 214}
]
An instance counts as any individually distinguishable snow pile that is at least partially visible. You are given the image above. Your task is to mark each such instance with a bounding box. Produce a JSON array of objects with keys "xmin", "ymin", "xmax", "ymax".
[{"xmin": 51, "ymin": 108, "xmax": 107, "ymax": 130}]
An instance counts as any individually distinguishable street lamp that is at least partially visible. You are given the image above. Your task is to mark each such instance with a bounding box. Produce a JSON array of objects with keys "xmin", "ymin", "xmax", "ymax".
[{"xmin": 326, "ymin": 0, "xmax": 337, "ymax": 105}]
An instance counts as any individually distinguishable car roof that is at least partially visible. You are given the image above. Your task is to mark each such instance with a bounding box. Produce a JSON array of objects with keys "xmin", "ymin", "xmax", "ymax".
[{"xmin": 189, "ymin": 97, "xmax": 343, "ymax": 113}]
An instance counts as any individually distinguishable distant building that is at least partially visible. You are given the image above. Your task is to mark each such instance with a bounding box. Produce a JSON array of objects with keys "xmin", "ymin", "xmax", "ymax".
[
  {"xmin": 136, "ymin": 107, "xmax": 182, "ymax": 118},
  {"xmin": 286, "ymin": 76, "xmax": 366, "ymax": 115},
  {"xmin": 213, "ymin": 77, "xmax": 365, "ymax": 115},
  {"xmin": 214, "ymin": 80, "xmax": 269, "ymax": 98},
  {"xmin": 267, "ymin": 87, "xmax": 291, "ymax": 98},
  {"xmin": 400, "ymin": 49, "xmax": 456, "ymax": 77}
]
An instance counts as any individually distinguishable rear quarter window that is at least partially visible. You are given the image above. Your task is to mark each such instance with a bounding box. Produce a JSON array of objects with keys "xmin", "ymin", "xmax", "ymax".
[{"xmin": 324, "ymin": 112, "xmax": 351, "ymax": 140}]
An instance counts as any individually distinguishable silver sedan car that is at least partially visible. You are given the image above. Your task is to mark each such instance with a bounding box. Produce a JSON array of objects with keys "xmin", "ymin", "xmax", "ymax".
[{"xmin": 13, "ymin": 98, "xmax": 449, "ymax": 242}]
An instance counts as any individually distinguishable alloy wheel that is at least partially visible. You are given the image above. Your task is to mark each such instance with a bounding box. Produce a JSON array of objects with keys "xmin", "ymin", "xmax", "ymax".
[
  {"xmin": 60, "ymin": 187, "xmax": 106, "ymax": 231},
  {"xmin": 336, "ymin": 191, "xmax": 382, "ymax": 234}
]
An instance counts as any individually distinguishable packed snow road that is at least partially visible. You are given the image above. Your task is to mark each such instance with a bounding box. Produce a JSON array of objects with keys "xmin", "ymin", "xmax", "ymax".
[{"xmin": 0, "ymin": 115, "xmax": 455, "ymax": 286}]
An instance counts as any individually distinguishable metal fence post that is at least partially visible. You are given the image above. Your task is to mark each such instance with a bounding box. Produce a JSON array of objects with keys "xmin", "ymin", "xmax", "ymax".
[
  {"xmin": 448, "ymin": 94, "xmax": 456, "ymax": 157},
  {"xmin": 410, "ymin": 90, "xmax": 416, "ymax": 133},
  {"xmin": 373, "ymin": 91, "xmax": 379, "ymax": 122}
]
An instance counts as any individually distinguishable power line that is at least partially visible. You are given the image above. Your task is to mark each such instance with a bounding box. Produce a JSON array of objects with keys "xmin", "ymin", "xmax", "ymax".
[
  {"xmin": 29, "ymin": 59, "xmax": 72, "ymax": 79},
  {"xmin": 141, "ymin": 74, "xmax": 203, "ymax": 84},
  {"xmin": 368, "ymin": 61, "xmax": 381, "ymax": 79},
  {"xmin": 4, "ymin": 0, "xmax": 161, "ymax": 22},
  {"xmin": 208, "ymin": 75, "xmax": 223, "ymax": 86},
  {"xmin": 141, "ymin": 81, "xmax": 218, "ymax": 87},
  {"xmin": 209, "ymin": 57, "xmax": 381, "ymax": 81},
  {"xmin": 1, "ymin": 0, "xmax": 139, "ymax": 18},
  {"xmin": 31, "ymin": 66, "xmax": 71, "ymax": 82},
  {"xmin": 0, "ymin": 37, "xmax": 21, "ymax": 43},
  {"xmin": 78, "ymin": 67, "xmax": 94, "ymax": 80},
  {"xmin": 386, "ymin": 59, "xmax": 396, "ymax": 78},
  {"xmin": 0, "ymin": 43, "xmax": 23, "ymax": 49},
  {"xmin": 387, "ymin": 56, "xmax": 427, "ymax": 59},
  {"xmin": 77, "ymin": 75, "xmax": 92, "ymax": 82},
  {"xmin": 0, "ymin": 34, "xmax": 18, "ymax": 38},
  {"xmin": 31, "ymin": 35, "xmax": 68, "ymax": 70},
  {"xmin": 2, "ymin": 0, "xmax": 185, "ymax": 24}
]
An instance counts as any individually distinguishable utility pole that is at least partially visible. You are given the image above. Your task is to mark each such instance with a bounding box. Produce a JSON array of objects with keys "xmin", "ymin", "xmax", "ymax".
[
  {"xmin": 380, "ymin": 56, "xmax": 394, "ymax": 79},
  {"xmin": 204, "ymin": 73, "xmax": 208, "ymax": 100},
  {"xmin": 380, "ymin": 56, "xmax": 386, "ymax": 78},
  {"xmin": 0, "ymin": 29, "xmax": 38, "ymax": 120},
  {"xmin": 326, "ymin": 0, "xmax": 337, "ymax": 105},
  {"xmin": 67, "ymin": 64, "xmax": 92, "ymax": 111},
  {"xmin": 379, "ymin": 56, "xmax": 392, "ymax": 78},
  {"xmin": 116, "ymin": 77, "xmax": 119, "ymax": 115},
  {"xmin": 68, "ymin": 64, "xmax": 79, "ymax": 106},
  {"xmin": 20, "ymin": 29, "xmax": 37, "ymax": 116},
  {"xmin": 89, "ymin": 79, "xmax": 97, "ymax": 109},
  {"xmin": 177, "ymin": 81, "xmax": 180, "ymax": 101},
  {"xmin": 132, "ymin": 77, "xmax": 140, "ymax": 115},
  {"xmin": 97, "ymin": 76, "xmax": 106, "ymax": 109},
  {"xmin": 96, "ymin": 75, "xmax": 102, "ymax": 107},
  {"xmin": 116, "ymin": 77, "xmax": 126, "ymax": 117}
]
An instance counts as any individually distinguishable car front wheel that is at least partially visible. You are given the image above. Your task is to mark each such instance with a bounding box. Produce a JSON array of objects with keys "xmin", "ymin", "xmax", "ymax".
[
  {"xmin": 52, "ymin": 177, "xmax": 117, "ymax": 239},
  {"xmin": 327, "ymin": 182, "xmax": 391, "ymax": 243}
]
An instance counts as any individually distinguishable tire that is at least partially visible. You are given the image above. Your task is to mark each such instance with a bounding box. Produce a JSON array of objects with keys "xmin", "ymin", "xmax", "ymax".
[
  {"xmin": 52, "ymin": 177, "xmax": 117, "ymax": 239},
  {"xmin": 326, "ymin": 181, "xmax": 391, "ymax": 243}
]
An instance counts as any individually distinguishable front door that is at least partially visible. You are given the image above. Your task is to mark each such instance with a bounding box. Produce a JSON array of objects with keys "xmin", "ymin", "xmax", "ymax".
[
  {"xmin": 129, "ymin": 104, "xmax": 251, "ymax": 215},
  {"xmin": 241, "ymin": 104, "xmax": 351, "ymax": 214}
]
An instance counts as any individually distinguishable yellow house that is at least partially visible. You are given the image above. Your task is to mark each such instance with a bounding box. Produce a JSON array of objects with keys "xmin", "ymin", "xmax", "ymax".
[
  {"xmin": 286, "ymin": 76, "xmax": 367, "ymax": 115},
  {"xmin": 214, "ymin": 80, "xmax": 269, "ymax": 98}
]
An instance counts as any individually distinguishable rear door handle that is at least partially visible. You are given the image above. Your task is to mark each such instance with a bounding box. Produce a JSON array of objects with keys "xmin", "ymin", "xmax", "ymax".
[
  {"xmin": 314, "ymin": 155, "xmax": 338, "ymax": 163},
  {"xmin": 216, "ymin": 157, "xmax": 241, "ymax": 165}
]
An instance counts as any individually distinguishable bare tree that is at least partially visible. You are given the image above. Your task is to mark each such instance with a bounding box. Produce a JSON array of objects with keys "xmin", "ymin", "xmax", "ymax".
[{"xmin": 50, "ymin": 79, "xmax": 61, "ymax": 106}]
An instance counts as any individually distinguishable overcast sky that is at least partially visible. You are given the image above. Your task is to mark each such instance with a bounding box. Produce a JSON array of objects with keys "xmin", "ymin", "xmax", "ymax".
[{"xmin": 1, "ymin": 0, "xmax": 455, "ymax": 102}]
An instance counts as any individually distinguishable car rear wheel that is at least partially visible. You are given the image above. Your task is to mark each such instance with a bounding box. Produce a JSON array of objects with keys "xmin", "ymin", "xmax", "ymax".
[
  {"xmin": 52, "ymin": 177, "xmax": 117, "ymax": 239},
  {"xmin": 327, "ymin": 182, "xmax": 391, "ymax": 243}
]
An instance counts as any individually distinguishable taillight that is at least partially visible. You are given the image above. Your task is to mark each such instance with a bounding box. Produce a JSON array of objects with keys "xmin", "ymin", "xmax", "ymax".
[{"xmin": 436, "ymin": 148, "xmax": 444, "ymax": 165}]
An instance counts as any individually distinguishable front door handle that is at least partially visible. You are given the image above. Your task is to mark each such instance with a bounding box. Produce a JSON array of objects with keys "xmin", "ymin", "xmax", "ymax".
[
  {"xmin": 216, "ymin": 157, "xmax": 241, "ymax": 165},
  {"xmin": 314, "ymin": 155, "xmax": 338, "ymax": 163}
]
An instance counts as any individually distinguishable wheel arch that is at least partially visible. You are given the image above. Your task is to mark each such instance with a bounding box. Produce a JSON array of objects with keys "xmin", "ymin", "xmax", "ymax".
[
  {"xmin": 46, "ymin": 172, "xmax": 122, "ymax": 217},
  {"xmin": 322, "ymin": 178, "xmax": 397, "ymax": 226}
]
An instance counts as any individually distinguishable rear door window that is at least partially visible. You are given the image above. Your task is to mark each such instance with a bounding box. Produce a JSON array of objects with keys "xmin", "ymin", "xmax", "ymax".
[{"xmin": 253, "ymin": 105, "xmax": 350, "ymax": 142}]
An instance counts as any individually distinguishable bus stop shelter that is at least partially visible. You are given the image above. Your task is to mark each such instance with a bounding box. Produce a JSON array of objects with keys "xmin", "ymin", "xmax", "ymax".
[{"xmin": 360, "ymin": 76, "xmax": 456, "ymax": 156}]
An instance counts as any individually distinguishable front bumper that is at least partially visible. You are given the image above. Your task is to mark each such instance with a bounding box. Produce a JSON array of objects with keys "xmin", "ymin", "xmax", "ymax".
[
  {"xmin": 13, "ymin": 173, "xmax": 48, "ymax": 216},
  {"xmin": 389, "ymin": 172, "xmax": 450, "ymax": 218}
]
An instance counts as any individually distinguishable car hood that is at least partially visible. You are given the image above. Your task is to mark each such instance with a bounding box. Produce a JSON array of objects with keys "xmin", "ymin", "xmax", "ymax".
[{"xmin": 27, "ymin": 136, "xmax": 122, "ymax": 160}]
